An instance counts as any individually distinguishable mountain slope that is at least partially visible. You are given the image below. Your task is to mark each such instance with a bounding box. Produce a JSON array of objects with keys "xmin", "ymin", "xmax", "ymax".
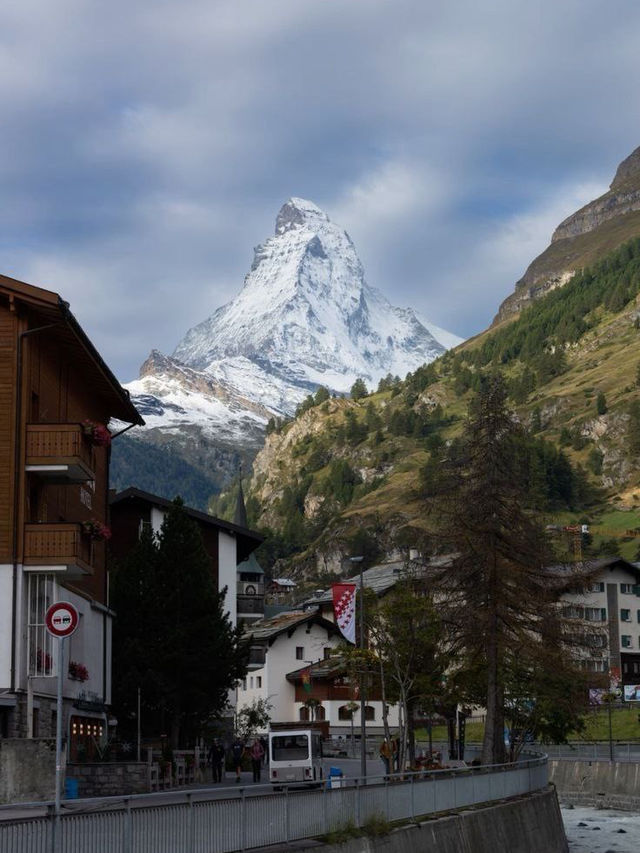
[
  {"xmin": 172, "ymin": 197, "xmax": 460, "ymax": 399},
  {"xmin": 117, "ymin": 199, "xmax": 461, "ymax": 497},
  {"xmin": 243, "ymin": 238, "xmax": 640, "ymax": 576},
  {"xmin": 496, "ymin": 145, "xmax": 640, "ymax": 323}
]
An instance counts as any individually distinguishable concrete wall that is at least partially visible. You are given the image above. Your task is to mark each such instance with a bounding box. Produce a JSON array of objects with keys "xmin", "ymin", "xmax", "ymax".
[
  {"xmin": 550, "ymin": 759, "xmax": 640, "ymax": 809},
  {"xmin": 312, "ymin": 788, "xmax": 567, "ymax": 853},
  {"xmin": 66, "ymin": 762, "xmax": 149, "ymax": 798},
  {"xmin": 0, "ymin": 738, "xmax": 56, "ymax": 803}
]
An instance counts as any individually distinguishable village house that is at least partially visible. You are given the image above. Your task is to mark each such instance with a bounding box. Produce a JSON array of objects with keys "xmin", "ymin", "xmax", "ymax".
[
  {"xmin": 109, "ymin": 486, "xmax": 264, "ymax": 629},
  {"xmin": 0, "ymin": 273, "xmax": 143, "ymax": 755}
]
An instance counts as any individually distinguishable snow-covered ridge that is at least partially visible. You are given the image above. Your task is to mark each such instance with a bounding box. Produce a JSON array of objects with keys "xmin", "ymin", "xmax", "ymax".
[
  {"xmin": 123, "ymin": 198, "xmax": 463, "ymax": 484},
  {"xmin": 171, "ymin": 197, "xmax": 461, "ymax": 397}
]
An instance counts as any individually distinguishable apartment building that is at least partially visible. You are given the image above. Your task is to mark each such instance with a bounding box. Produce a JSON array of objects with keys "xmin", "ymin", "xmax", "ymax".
[{"xmin": 0, "ymin": 274, "xmax": 143, "ymax": 751}]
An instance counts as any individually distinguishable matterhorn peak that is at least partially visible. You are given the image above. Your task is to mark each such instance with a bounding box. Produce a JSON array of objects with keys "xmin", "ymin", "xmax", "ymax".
[{"xmin": 275, "ymin": 197, "xmax": 329, "ymax": 235}]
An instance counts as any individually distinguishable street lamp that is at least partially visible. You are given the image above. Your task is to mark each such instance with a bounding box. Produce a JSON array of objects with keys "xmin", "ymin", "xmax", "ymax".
[{"xmin": 350, "ymin": 556, "xmax": 367, "ymax": 780}]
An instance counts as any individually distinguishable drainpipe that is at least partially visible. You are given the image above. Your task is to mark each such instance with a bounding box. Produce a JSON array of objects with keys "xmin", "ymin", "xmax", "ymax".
[{"xmin": 11, "ymin": 323, "xmax": 58, "ymax": 695}]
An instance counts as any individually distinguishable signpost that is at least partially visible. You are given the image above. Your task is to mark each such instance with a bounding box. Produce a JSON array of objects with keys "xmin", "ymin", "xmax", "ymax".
[{"xmin": 45, "ymin": 601, "xmax": 79, "ymax": 816}]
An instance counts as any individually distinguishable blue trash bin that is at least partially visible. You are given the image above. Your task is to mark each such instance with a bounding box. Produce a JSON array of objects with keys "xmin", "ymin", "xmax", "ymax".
[
  {"xmin": 328, "ymin": 767, "xmax": 344, "ymax": 789},
  {"xmin": 64, "ymin": 778, "xmax": 79, "ymax": 799}
]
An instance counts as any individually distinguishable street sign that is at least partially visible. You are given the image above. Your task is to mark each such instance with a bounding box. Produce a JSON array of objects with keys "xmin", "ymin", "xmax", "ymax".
[{"xmin": 45, "ymin": 601, "xmax": 79, "ymax": 638}]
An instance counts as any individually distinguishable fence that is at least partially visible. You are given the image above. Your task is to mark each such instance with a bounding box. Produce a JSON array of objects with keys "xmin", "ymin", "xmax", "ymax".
[
  {"xmin": 542, "ymin": 741, "xmax": 640, "ymax": 762},
  {"xmin": 0, "ymin": 755, "xmax": 548, "ymax": 853}
]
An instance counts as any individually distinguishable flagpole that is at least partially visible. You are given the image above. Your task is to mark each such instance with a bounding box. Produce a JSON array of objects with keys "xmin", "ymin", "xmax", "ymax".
[{"xmin": 350, "ymin": 556, "xmax": 366, "ymax": 781}]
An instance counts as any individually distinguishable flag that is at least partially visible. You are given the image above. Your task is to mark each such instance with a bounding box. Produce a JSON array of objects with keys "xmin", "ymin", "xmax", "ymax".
[
  {"xmin": 301, "ymin": 667, "xmax": 312, "ymax": 693},
  {"xmin": 332, "ymin": 583, "xmax": 357, "ymax": 644}
]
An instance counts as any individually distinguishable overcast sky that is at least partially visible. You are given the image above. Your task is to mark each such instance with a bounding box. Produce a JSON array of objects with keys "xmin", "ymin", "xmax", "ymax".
[{"xmin": 1, "ymin": 0, "xmax": 639, "ymax": 381}]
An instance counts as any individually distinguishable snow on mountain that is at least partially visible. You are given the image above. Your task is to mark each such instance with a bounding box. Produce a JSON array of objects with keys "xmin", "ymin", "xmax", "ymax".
[
  {"xmin": 172, "ymin": 197, "xmax": 460, "ymax": 403},
  {"xmin": 122, "ymin": 198, "xmax": 462, "ymax": 490}
]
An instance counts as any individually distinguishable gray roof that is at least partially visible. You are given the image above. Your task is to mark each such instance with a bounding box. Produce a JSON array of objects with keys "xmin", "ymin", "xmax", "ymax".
[
  {"xmin": 301, "ymin": 555, "xmax": 454, "ymax": 608},
  {"xmin": 244, "ymin": 610, "xmax": 340, "ymax": 642},
  {"xmin": 237, "ymin": 552, "xmax": 264, "ymax": 576}
]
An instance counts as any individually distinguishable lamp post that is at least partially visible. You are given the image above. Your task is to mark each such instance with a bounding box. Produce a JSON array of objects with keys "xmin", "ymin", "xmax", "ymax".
[{"xmin": 350, "ymin": 556, "xmax": 366, "ymax": 780}]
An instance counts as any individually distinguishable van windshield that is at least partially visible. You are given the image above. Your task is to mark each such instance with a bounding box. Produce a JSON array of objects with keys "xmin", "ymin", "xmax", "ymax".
[{"xmin": 271, "ymin": 735, "xmax": 309, "ymax": 761}]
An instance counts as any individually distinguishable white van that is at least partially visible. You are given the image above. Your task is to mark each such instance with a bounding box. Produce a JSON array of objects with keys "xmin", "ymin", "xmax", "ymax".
[{"xmin": 268, "ymin": 729, "xmax": 324, "ymax": 785}]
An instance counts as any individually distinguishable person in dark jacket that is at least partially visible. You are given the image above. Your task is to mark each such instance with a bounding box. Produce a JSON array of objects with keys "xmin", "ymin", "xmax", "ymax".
[
  {"xmin": 208, "ymin": 740, "xmax": 225, "ymax": 783},
  {"xmin": 250, "ymin": 738, "xmax": 265, "ymax": 782},
  {"xmin": 231, "ymin": 739, "xmax": 245, "ymax": 783}
]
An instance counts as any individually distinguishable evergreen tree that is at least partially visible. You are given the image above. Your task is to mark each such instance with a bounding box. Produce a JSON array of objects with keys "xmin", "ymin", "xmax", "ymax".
[
  {"xmin": 427, "ymin": 376, "xmax": 590, "ymax": 764},
  {"xmin": 596, "ymin": 392, "xmax": 608, "ymax": 415},
  {"xmin": 350, "ymin": 378, "xmax": 368, "ymax": 400},
  {"xmin": 111, "ymin": 499, "xmax": 248, "ymax": 747}
]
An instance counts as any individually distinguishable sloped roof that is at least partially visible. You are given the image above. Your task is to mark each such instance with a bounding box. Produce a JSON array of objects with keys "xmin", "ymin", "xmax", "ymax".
[
  {"xmin": 286, "ymin": 656, "xmax": 346, "ymax": 683},
  {"xmin": 245, "ymin": 610, "xmax": 340, "ymax": 642}
]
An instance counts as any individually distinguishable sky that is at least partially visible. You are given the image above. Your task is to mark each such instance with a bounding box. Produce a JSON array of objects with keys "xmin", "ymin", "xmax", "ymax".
[{"xmin": 1, "ymin": 0, "xmax": 640, "ymax": 381}]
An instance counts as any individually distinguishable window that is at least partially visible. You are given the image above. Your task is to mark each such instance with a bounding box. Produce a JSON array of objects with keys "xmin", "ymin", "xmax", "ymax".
[
  {"xmin": 324, "ymin": 647, "xmax": 332, "ymax": 660},
  {"xmin": 249, "ymin": 677, "xmax": 254, "ymax": 688},
  {"xmin": 256, "ymin": 676, "xmax": 262, "ymax": 688},
  {"xmin": 295, "ymin": 647, "xmax": 304, "ymax": 660},
  {"xmin": 621, "ymin": 635, "xmax": 632, "ymax": 648},
  {"xmin": 299, "ymin": 706, "xmax": 309, "ymax": 721},
  {"xmin": 271, "ymin": 734, "xmax": 309, "ymax": 761},
  {"xmin": 563, "ymin": 605, "xmax": 584, "ymax": 619},
  {"xmin": 315, "ymin": 704, "xmax": 326, "ymax": 721},
  {"xmin": 589, "ymin": 582, "xmax": 605, "ymax": 593},
  {"xmin": 621, "ymin": 583, "xmax": 635, "ymax": 594},
  {"xmin": 241, "ymin": 678, "xmax": 247, "ymax": 691},
  {"xmin": 364, "ymin": 706, "xmax": 375, "ymax": 721},
  {"xmin": 637, "ymin": 610, "xmax": 640, "ymax": 623},
  {"xmin": 585, "ymin": 607, "xmax": 606, "ymax": 622},
  {"xmin": 621, "ymin": 609, "xmax": 632, "ymax": 622},
  {"xmin": 27, "ymin": 574, "xmax": 56, "ymax": 677},
  {"xmin": 338, "ymin": 705, "xmax": 354, "ymax": 721}
]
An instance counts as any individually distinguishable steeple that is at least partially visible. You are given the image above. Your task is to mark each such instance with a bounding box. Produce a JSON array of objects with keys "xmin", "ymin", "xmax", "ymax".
[{"xmin": 233, "ymin": 464, "xmax": 248, "ymax": 529}]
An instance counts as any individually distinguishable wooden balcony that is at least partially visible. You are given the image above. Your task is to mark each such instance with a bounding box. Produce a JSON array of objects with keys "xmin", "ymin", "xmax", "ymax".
[
  {"xmin": 25, "ymin": 424, "xmax": 94, "ymax": 483},
  {"xmin": 23, "ymin": 523, "xmax": 93, "ymax": 577}
]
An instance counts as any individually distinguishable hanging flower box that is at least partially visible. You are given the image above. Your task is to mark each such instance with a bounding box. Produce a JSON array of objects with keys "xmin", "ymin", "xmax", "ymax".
[
  {"xmin": 82, "ymin": 420, "xmax": 112, "ymax": 447},
  {"xmin": 81, "ymin": 519, "xmax": 112, "ymax": 541},
  {"xmin": 68, "ymin": 661, "xmax": 89, "ymax": 682}
]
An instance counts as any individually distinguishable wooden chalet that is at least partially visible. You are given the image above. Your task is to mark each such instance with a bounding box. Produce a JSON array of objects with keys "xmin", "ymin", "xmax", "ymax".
[{"xmin": 0, "ymin": 273, "xmax": 143, "ymax": 748}]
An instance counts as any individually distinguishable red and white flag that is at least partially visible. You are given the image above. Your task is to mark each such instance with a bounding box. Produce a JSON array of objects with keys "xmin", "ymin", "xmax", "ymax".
[{"xmin": 332, "ymin": 583, "xmax": 357, "ymax": 644}]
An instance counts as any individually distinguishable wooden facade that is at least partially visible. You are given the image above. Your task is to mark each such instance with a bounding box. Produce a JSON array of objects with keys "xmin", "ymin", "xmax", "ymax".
[{"xmin": 0, "ymin": 272, "xmax": 143, "ymax": 738}]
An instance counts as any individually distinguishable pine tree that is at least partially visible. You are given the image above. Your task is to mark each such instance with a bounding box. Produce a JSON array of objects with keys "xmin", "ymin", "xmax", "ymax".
[
  {"xmin": 111, "ymin": 499, "xmax": 248, "ymax": 747},
  {"xmin": 427, "ymin": 376, "xmax": 589, "ymax": 764},
  {"xmin": 596, "ymin": 392, "xmax": 607, "ymax": 415},
  {"xmin": 350, "ymin": 378, "xmax": 368, "ymax": 400}
]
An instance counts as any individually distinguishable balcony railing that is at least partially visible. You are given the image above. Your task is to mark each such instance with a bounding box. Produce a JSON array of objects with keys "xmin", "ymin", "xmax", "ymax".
[
  {"xmin": 25, "ymin": 424, "xmax": 94, "ymax": 483},
  {"xmin": 23, "ymin": 523, "xmax": 93, "ymax": 577}
]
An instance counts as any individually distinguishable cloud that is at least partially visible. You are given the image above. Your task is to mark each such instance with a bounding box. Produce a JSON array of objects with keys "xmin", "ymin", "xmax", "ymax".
[{"xmin": 0, "ymin": 0, "xmax": 639, "ymax": 379}]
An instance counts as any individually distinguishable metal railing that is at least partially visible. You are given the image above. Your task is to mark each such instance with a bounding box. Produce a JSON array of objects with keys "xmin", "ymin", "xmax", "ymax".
[
  {"xmin": 0, "ymin": 754, "xmax": 548, "ymax": 853},
  {"xmin": 543, "ymin": 741, "xmax": 640, "ymax": 762}
]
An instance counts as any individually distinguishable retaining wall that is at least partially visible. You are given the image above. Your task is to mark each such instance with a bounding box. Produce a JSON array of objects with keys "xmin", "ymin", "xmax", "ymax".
[
  {"xmin": 66, "ymin": 762, "xmax": 150, "ymax": 798},
  {"xmin": 0, "ymin": 739, "xmax": 56, "ymax": 803},
  {"xmin": 306, "ymin": 787, "xmax": 567, "ymax": 853},
  {"xmin": 550, "ymin": 759, "xmax": 640, "ymax": 809}
]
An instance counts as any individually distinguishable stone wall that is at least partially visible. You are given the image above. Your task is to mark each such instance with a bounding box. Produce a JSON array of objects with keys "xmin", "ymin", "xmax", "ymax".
[
  {"xmin": 0, "ymin": 738, "xmax": 56, "ymax": 803},
  {"xmin": 297, "ymin": 787, "xmax": 567, "ymax": 853},
  {"xmin": 66, "ymin": 762, "xmax": 150, "ymax": 798},
  {"xmin": 550, "ymin": 759, "xmax": 640, "ymax": 809}
]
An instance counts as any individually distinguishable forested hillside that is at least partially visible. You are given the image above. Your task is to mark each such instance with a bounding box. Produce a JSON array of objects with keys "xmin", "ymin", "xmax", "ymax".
[{"xmin": 227, "ymin": 238, "xmax": 640, "ymax": 577}]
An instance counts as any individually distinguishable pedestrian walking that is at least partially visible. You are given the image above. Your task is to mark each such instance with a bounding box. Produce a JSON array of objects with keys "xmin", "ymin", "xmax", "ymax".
[
  {"xmin": 379, "ymin": 738, "xmax": 392, "ymax": 778},
  {"xmin": 231, "ymin": 738, "xmax": 245, "ymax": 783},
  {"xmin": 208, "ymin": 739, "xmax": 225, "ymax": 783},
  {"xmin": 250, "ymin": 738, "xmax": 265, "ymax": 782}
]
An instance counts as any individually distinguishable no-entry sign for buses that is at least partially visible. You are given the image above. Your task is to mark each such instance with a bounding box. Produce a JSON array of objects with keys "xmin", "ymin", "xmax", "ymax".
[{"xmin": 45, "ymin": 601, "xmax": 79, "ymax": 638}]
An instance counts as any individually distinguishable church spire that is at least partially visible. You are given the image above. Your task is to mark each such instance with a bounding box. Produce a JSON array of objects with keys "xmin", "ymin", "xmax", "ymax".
[{"xmin": 233, "ymin": 463, "xmax": 248, "ymax": 528}]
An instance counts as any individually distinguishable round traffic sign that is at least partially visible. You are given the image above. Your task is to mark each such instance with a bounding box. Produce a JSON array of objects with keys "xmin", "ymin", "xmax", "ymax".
[{"xmin": 45, "ymin": 602, "xmax": 79, "ymax": 638}]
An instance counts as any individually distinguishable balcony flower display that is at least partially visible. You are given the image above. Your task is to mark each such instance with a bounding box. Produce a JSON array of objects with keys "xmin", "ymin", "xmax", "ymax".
[
  {"xmin": 68, "ymin": 661, "xmax": 89, "ymax": 682},
  {"xmin": 82, "ymin": 420, "xmax": 112, "ymax": 447},
  {"xmin": 81, "ymin": 519, "xmax": 112, "ymax": 541}
]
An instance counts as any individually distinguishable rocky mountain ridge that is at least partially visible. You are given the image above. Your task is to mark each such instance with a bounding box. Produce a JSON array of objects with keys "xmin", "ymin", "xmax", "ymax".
[
  {"xmin": 113, "ymin": 199, "xmax": 461, "ymax": 503},
  {"xmin": 495, "ymin": 144, "xmax": 640, "ymax": 323}
]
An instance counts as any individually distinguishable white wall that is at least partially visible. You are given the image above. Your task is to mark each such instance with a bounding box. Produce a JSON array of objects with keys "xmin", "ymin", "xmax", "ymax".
[
  {"xmin": 219, "ymin": 530, "xmax": 237, "ymax": 626},
  {"xmin": 237, "ymin": 623, "xmax": 342, "ymax": 723}
]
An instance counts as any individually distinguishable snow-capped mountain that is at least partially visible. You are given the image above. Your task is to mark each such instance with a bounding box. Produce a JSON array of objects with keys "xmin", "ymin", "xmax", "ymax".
[
  {"xmin": 172, "ymin": 198, "xmax": 458, "ymax": 403},
  {"xmin": 119, "ymin": 198, "xmax": 462, "ymax": 499}
]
